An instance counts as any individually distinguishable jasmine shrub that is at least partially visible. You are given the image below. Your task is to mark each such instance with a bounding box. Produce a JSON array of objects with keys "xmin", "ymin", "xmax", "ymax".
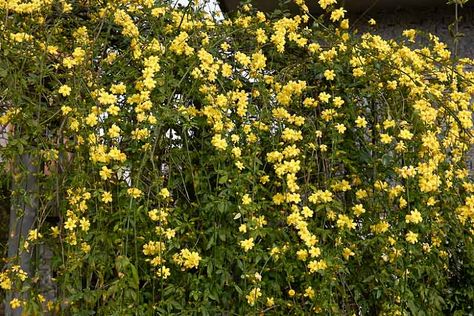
[{"xmin": 1, "ymin": 0, "xmax": 474, "ymax": 314}]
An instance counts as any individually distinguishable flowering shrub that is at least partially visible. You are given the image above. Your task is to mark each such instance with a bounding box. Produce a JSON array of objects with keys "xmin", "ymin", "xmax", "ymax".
[{"xmin": 1, "ymin": 0, "xmax": 474, "ymax": 314}]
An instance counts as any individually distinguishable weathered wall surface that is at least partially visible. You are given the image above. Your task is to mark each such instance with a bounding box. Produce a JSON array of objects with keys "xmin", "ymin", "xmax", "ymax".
[{"xmin": 353, "ymin": 5, "xmax": 474, "ymax": 174}]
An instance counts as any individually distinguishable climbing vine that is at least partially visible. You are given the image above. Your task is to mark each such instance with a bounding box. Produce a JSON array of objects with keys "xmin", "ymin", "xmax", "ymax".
[{"xmin": 1, "ymin": 0, "xmax": 474, "ymax": 314}]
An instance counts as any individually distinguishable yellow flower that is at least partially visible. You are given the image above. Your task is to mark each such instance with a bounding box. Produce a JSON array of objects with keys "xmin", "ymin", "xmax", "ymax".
[
  {"xmin": 251, "ymin": 50, "xmax": 266, "ymax": 71},
  {"xmin": 273, "ymin": 193, "xmax": 285, "ymax": 205},
  {"xmin": 107, "ymin": 105, "xmax": 120, "ymax": 116},
  {"xmin": 232, "ymin": 147, "xmax": 242, "ymax": 158},
  {"xmin": 235, "ymin": 52, "xmax": 251, "ymax": 67},
  {"xmin": 110, "ymin": 82, "xmax": 126, "ymax": 94},
  {"xmin": 336, "ymin": 214, "xmax": 356, "ymax": 230},
  {"xmin": 308, "ymin": 43, "xmax": 321, "ymax": 54},
  {"xmin": 160, "ymin": 188, "xmax": 171, "ymax": 199},
  {"xmin": 148, "ymin": 209, "xmax": 160, "ymax": 221},
  {"xmin": 309, "ymin": 246, "xmax": 321, "ymax": 258},
  {"xmin": 85, "ymin": 113, "xmax": 98, "ymax": 126},
  {"xmin": 181, "ymin": 251, "xmax": 200, "ymax": 269},
  {"xmin": 356, "ymin": 189, "xmax": 368, "ymax": 199},
  {"xmin": 318, "ymin": 0, "xmax": 336, "ymax": 10},
  {"xmin": 246, "ymin": 287, "xmax": 262, "ymax": 306},
  {"xmin": 304, "ymin": 286, "xmax": 315, "ymax": 298},
  {"xmin": 342, "ymin": 247, "xmax": 355, "ymax": 260},
  {"xmin": 288, "ymin": 289, "xmax": 296, "ymax": 297},
  {"xmin": 330, "ymin": 8, "xmax": 346, "ymax": 22},
  {"xmin": 156, "ymin": 266, "xmax": 171, "ymax": 279},
  {"xmin": 10, "ymin": 298, "xmax": 22, "ymax": 309},
  {"xmin": 242, "ymin": 194, "xmax": 252, "ymax": 205},
  {"xmin": 27, "ymin": 229, "xmax": 42, "ymax": 241},
  {"xmin": 81, "ymin": 242, "xmax": 91, "ymax": 253},
  {"xmin": 296, "ymin": 249, "xmax": 308, "ymax": 261},
  {"xmin": 371, "ymin": 221, "xmax": 390, "ymax": 234},
  {"xmin": 36, "ymin": 294, "xmax": 45, "ymax": 303},
  {"xmin": 335, "ymin": 123, "xmax": 346, "ymax": 134},
  {"xmin": 58, "ymin": 84, "xmax": 71, "ymax": 96},
  {"xmin": 402, "ymin": 29, "xmax": 416, "ymax": 42},
  {"xmin": 368, "ymin": 18, "xmax": 376, "ymax": 26},
  {"xmin": 50, "ymin": 226, "xmax": 60, "ymax": 238},
  {"xmin": 127, "ymin": 188, "xmax": 143, "ymax": 198},
  {"xmin": 266, "ymin": 297, "xmax": 275, "ymax": 307},
  {"xmin": 64, "ymin": 217, "xmax": 77, "ymax": 231},
  {"xmin": 302, "ymin": 206, "xmax": 313, "ymax": 218},
  {"xmin": 99, "ymin": 166, "xmax": 113, "ymax": 180},
  {"xmin": 308, "ymin": 259, "xmax": 327, "ymax": 273},
  {"xmin": 309, "ymin": 190, "xmax": 333, "ymax": 204},
  {"xmin": 458, "ymin": 110, "xmax": 473, "ymax": 129},
  {"xmin": 318, "ymin": 92, "xmax": 331, "ymax": 103},
  {"xmin": 107, "ymin": 124, "xmax": 121, "ymax": 138},
  {"xmin": 333, "ymin": 96, "xmax": 344, "ymax": 107},
  {"xmin": 260, "ymin": 175, "xmax": 270, "ymax": 184},
  {"xmin": 211, "ymin": 134, "xmax": 227, "ymax": 151},
  {"xmin": 80, "ymin": 217, "xmax": 90, "ymax": 231},
  {"xmin": 282, "ymin": 128, "xmax": 303, "ymax": 142},
  {"xmin": 235, "ymin": 161, "xmax": 244, "ymax": 170},
  {"xmin": 380, "ymin": 134, "xmax": 393, "ymax": 144},
  {"xmin": 399, "ymin": 197, "xmax": 408, "ymax": 209},
  {"xmin": 405, "ymin": 209, "xmax": 423, "ymax": 224},
  {"xmin": 165, "ymin": 228, "xmax": 176, "ymax": 239},
  {"xmin": 383, "ymin": 119, "xmax": 396, "ymax": 129},
  {"xmin": 324, "ymin": 69, "xmax": 335, "ymax": 80},
  {"xmin": 351, "ymin": 204, "xmax": 366, "ymax": 216},
  {"xmin": 101, "ymin": 191, "xmax": 112, "ymax": 203},
  {"xmin": 255, "ymin": 28, "xmax": 268, "ymax": 44},
  {"xmin": 387, "ymin": 80, "xmax": 398, "ymax": 90},
  {"xmin": 398, "ymin": 129, "xmax": 413, "ymax": 140},
  {"xmin": 221, "ymin": 63, "xmax": 232, "ymax": 77},
  {"xmin": 143, "ymin": 241, "xmax": 165, "ymax": 256},
  {"xmin": 61, "ymin": 105, "xmax": 72, "ymax": 115},
  {"xmin": 398, "ymin": 166, "xmax": 417, "ymax": 178},
  {"xmin": 108, "ymin": 147, "xmax": 126, "ymax": 162},
  {"xmin": 406, "ymin": 231, "xmax": 418, "ymax": 244},
  {"xmin": 0, "ymin": 275, "xmax": 11, "ymax": 290},
  {"xmin": 97, "ymin": 90, "xmax": 117, "ymax": 105},
  {"xmin": 240, "ymin": 237, "xmax": 255, "ymax": 252},
  {"xmin": 396, "ymin": 141, "xmax": 407, "ymax": 153},
  {"xmin": 419, "ymin": 173, "xmax": 440, "ymax": 193},
  {"xmin": 151, "ymin": 7, "xmax": 166, "ymax": 17},
  {"xmin": 355, "ymin": 116, "xmax": 367, "ymax": 128},
  {"xmin": 340, "ymin": 19, "xmax": 349, "ymax": 29},
  {"xmin": 353, "ymin": 67, "xmax": 365, "ymax": 77},
  {"xmin": 220, "ymin": 42, "xmax": 230, "ymax": 51}
]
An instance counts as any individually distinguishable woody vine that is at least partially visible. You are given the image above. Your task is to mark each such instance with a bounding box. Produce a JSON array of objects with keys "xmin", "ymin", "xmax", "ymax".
[{"xmin": 1, "ymin": 0, "xmax": 474, "ymax": 314}]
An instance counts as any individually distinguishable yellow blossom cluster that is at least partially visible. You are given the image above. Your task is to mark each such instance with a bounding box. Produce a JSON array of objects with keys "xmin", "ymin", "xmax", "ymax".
[{"xmin": 173, "ymin": 249, "xmax": 201, "ymax": 270}]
